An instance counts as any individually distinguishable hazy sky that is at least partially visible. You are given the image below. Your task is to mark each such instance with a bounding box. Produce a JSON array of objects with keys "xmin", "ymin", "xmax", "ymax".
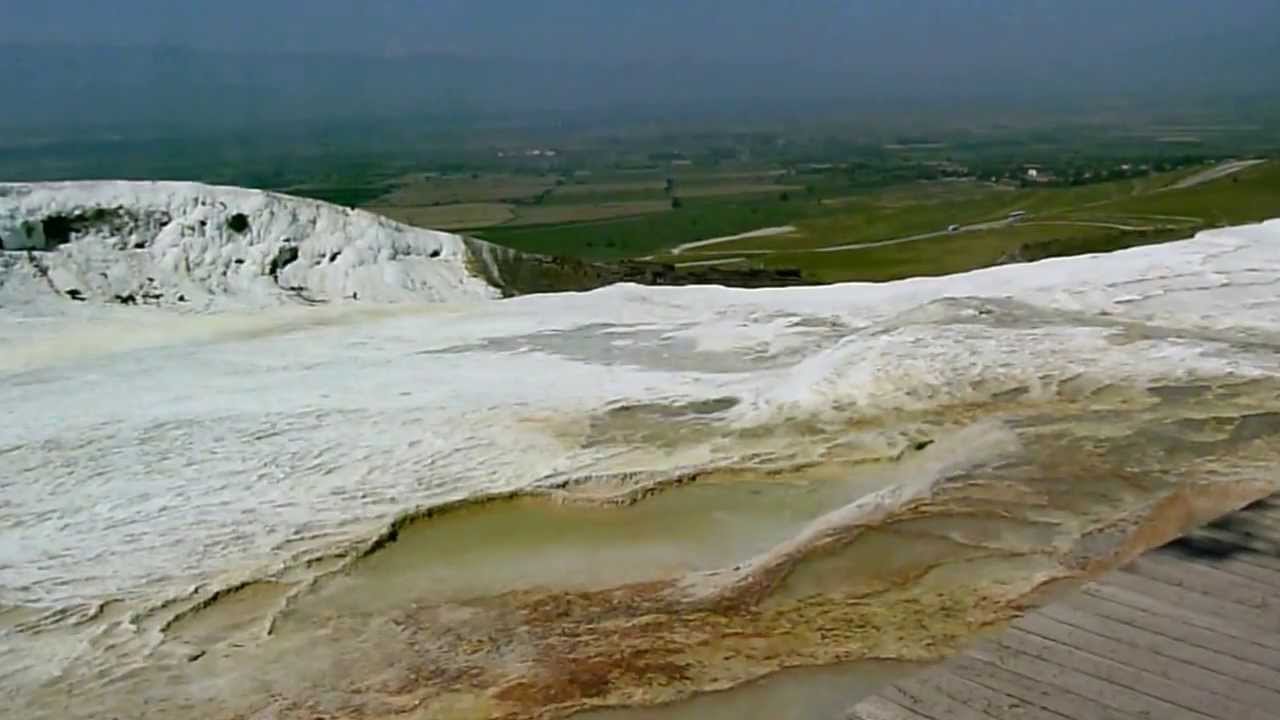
[
  {"xmin": 5, "ymin": 0, "xmax": 1278, "ymax": 63},
  {"xmin": 4, "ymin": 0, "xmax": 1278, "ymax": 133}
]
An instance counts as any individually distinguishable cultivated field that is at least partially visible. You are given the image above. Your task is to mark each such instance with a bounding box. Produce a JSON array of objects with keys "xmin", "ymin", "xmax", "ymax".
[
  {"xmin": 641, "ymin": 160, "xmax": 1278, "ymax": 281},
  {"xmin": 367, "ymin": 202, "xmax": 516, "ymax": 230},
  {"xmin": 239, "ymin": 121, "xmax": 1280, "ymax": 281}
]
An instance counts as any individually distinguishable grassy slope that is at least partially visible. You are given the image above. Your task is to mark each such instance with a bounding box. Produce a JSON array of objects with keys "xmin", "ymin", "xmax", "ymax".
[
  {"xmin": 475, "ymin": 195, "xmax": 830, "ymax": 260},
  {"xmin": 760, "ymin": 161, "xmax": 1280, "ymax": 282},
  {"xmin": 719, "ymin": 193, "xmax": 1022, "ymax": 253},
  {"xmin": 481, "ymin": 169, "xmax": 1193, "ymax": 264},
  {"xmin": 1088, "ymin": 160, "xmax": 1280, "ymax": 225},
  {"xmin": 338, "ymin": 158, "xmax": 1277, "ymax": 281},
  {"xmin": 762, "ymin": 224, "xmax": 1117, "ymax": 282}
]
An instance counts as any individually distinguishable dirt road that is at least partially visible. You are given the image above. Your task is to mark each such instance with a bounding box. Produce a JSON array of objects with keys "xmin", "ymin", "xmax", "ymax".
[{"xmin": 1162, "ymin": 159, "xmax": 1267, "ymax": 191}]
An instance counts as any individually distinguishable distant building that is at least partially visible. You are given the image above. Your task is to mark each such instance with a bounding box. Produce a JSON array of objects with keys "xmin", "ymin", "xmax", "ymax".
[{"xmin": 1024, "ymin": 167, "xmax": 1054, "ymax": 183}]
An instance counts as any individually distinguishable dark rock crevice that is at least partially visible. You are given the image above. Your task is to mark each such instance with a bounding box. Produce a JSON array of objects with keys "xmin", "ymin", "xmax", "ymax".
[
  {"xmin": 14, "ymin": 208, "xmax": 170, "ymax": 251},
  {"xmin": 227, "ymin": 213, "xmax": 251, "ymax": 234},
  {"xmin": 268, "ymin": 245, "xmax": 300, "ymax": 281},
  {"xmin": 41, "ymin": 215, "xmax": 76, "ymax": 247},
  {"xmin": 24, "ymin": 250, "xmax": 61, "ymax": 294}
]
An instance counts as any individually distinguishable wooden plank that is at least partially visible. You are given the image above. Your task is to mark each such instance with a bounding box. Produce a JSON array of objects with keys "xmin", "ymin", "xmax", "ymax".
[
  {"xmin": 1106, "ymin": 569, "xmax": 1278, "ymax": 632},
  {"xmin": 948, "ymin": 655, "xmax": 1136, "ymax": 720},
  {"xmin": 880, "ymin": 682, "xmax": 995, "ymax": 720},
  {"xmin": 1150, "ymin": 537, "xmax": 1280, "ymax": 584},
  {"xmin": 1166, "ymin": 548, "xmax": 1280, "ymax": 591},
  {"xmin": 1237, "ymin": 517, "xmax": 1280, "ymax": 550},
  {"xmin": 1013, "ymin": 612, "xmax": 1280, "ymax": 707},
  {"xmin": 1206, "ymin": 544, "xmax": 1280, "ymax": 574},
  {"xmin": 1219, "ymin": 509, "xmax": 1280, "ymax": 533},
  {"xmin": 969, "ymin": 640, "xmax": 1210, "ymax": 720},
  {"xmin": 1081, "ymin": 582, "xmax": 1280, "ymax": 652},
  {"xmin": 1127, "ymin": 554, "xmax": 1277, "ymax": 611},
  {"xmin": 1180, "ymin": 526, "xmax": 1280, "ymax": 563},
  {"xmin": 1112, "ymin": 564, "xmax": 1280, "ymax": 629},
  {"xmin": 920, "ymin": 671, "xmax": 1066, "ymax": 720},
  {"xmin": 1160, "ymin": 534, "xmax": 1280, "ymax": 576},
  {"xmin": 996, "ymin": 628, "xmax": 1270, "ymax": 720},
  {"xmin": 857, "ymin": 497, "xmax": 1280, "ymax": 720},
  {"xmin": 848, "ymin": 696, "xmax": 933, "ymax": 720},
  {"xmin": 1045, "ymin": 597, "xmax": 1280, "ymax": 687},
  {"xmin": 1233, "ymin": 504, "xmax": 1280, "ymax": 527},
  {"xmin": 1249, "ymin": 501, "xmax": 1280, "ymax": 524}
]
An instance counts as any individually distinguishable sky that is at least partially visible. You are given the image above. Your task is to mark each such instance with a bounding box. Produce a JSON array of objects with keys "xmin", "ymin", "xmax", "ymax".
[
  {"xmin": 3, "ymin": 1, "xmax": 1278, "ymax": 133},
  {"xmin": 4, "ymin": 0, "xmax": 1278, "ymax": 63}
]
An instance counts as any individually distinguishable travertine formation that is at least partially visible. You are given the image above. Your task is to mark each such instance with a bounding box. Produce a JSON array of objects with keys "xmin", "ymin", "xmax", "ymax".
[{"xmin": 3, "ymin": 185, "xmax": 1279, "ymax": 719}]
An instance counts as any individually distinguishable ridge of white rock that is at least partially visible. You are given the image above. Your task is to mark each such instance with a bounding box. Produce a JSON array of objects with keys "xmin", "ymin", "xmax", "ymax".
[{"xmin": 0, "ymin": 181, "xmax": 501, "ymax": 309}]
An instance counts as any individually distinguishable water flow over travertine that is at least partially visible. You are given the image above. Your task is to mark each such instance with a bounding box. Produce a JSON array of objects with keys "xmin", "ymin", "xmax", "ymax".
[{"xmin": 11, "ymin": 374, "xmax": 1280, "ymax": 720}]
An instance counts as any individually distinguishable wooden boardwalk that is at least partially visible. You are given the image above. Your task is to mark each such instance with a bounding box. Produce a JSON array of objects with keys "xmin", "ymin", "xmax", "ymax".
[{"xmin": 850, "ymin": 496, "xmax": 1280, "ymax": 720}]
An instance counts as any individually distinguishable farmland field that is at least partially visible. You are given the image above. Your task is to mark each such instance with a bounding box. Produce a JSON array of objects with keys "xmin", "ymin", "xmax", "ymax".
[
  {"xmin": 366, "ymin": 202, "xmax": 516, "ymax": 230},
  {"xmin": 638, "ymin": 160, "xmax": 1280, "ymax": 282},
  {"xmin": 34, "ymin": 113, "xmax": 1267, "ymax": 284}
]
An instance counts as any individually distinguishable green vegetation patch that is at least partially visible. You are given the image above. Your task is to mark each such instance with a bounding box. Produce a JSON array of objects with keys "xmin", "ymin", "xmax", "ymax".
[{"xmin": 476, "ymin": 195, "xmax": 830, "ymax": 261}]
